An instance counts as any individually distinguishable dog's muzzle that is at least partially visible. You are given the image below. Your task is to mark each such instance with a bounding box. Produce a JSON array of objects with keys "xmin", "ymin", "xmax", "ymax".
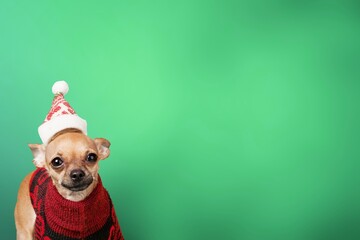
[{"xmin": 61, "ymin": 174, "xmax": 93, "ymax": 192}]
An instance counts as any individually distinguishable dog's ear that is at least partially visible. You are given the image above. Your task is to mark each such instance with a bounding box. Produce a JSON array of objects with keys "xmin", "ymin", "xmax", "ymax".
[
  {"xmin": 94, "ymin": 138, "xmax": 111, "ymax": 160},
  {"xmin": 28, "ymin": 144, "xmax": 46, "ymax": 167}
]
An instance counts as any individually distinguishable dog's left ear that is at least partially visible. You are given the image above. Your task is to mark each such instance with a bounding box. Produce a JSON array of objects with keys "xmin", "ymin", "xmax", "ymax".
[{"xmin": 94, "ymin": 138, "xmax": 111, "ymax": 160}]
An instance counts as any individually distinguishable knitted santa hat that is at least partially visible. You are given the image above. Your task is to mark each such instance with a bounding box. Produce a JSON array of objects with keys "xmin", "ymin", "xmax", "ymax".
[{"xmin": 38, "ymin": 81, "xmax": 87, "ymax": 144}]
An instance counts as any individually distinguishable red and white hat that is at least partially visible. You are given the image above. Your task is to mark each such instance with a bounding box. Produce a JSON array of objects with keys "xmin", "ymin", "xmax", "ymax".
[{"xmin": 38, "ymin": 81, "xmax": 87, "ymax": 144}]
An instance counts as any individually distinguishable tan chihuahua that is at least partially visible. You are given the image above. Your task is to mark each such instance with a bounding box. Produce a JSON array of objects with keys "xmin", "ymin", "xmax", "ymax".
[{"xmin": 15, "ymin": 128, "xmax": 123, "ymax": 240}]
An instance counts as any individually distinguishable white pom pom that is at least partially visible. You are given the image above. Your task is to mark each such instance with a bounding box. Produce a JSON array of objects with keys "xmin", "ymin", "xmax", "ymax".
[{"xmin": 52, "ymin": 80, "xmax": 69, "ymax": 95}]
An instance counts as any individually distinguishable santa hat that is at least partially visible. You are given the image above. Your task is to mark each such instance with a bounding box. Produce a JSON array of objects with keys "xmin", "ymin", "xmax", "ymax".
[{"xmin": 38, "ymin": 81, "xmax": 87, "ymax": 144}]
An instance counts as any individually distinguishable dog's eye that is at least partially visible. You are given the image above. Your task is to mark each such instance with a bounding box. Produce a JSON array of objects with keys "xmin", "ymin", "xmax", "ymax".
[
  {"xmin": 87, "ymin": 153, "xmax": 98, "ymax": 162},
  {"xmin": 51, "ymin": 157, "xmax": 64, "ymax": 168}
]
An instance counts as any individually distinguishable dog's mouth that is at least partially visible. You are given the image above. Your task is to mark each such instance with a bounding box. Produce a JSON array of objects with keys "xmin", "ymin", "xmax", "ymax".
[{"xmin": 61, "ymin": 177, "xmax": 93, "ymax": 192}]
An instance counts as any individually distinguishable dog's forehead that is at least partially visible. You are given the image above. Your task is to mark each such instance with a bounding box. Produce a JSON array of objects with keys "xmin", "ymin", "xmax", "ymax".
[{"xmin": 47, "ymin": 132, "xmax": 96, "ymax": 153}]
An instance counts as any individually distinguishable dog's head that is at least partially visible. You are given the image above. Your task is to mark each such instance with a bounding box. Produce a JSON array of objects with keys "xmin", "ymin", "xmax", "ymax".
[{"xmin": 28, "ymin": 128, "xmax": 110, "ymax": 201}]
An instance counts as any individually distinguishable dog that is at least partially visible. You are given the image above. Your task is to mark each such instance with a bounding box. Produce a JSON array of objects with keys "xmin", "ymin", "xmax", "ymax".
[{"xmin": 15, "ymin": 128, "xmax": 124, "ymax": 240}]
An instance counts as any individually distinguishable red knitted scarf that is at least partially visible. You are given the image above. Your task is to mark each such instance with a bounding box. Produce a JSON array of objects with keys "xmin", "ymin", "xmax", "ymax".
[{"xmin": 30, "ymin": 168, "xmax": 124, "ymax": 240}]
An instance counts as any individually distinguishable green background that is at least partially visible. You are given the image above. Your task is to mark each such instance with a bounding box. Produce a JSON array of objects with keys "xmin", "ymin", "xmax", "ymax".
[{"xmin": 1, "ymin": 0, "xmax": 360, "ymax": 239}]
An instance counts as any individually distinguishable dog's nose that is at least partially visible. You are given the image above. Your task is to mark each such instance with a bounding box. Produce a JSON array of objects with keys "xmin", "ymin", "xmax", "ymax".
[{"xmin": 70, "ymin": 169, "xmax": 85, "ymax": 182}]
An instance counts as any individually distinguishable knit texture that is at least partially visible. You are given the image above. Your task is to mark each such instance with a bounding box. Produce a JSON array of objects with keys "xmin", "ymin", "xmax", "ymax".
[{"xmin": 29, "ymin": 168, "xmax": 124, "ymax": 240}]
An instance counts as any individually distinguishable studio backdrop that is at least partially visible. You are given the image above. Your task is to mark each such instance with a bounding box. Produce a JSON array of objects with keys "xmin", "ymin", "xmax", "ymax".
[{"xmin": 1, "ymin": 1, "xmax": 360, "ymax": 239}]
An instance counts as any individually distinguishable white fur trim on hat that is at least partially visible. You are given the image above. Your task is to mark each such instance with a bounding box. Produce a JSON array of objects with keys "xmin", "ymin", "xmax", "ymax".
[{"xmin": 38, "ymin": 114, "xmax": 87, "ymax": 144}]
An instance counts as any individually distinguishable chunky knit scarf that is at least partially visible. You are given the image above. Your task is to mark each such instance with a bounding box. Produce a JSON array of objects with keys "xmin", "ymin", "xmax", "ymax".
[{"xmin": 29, "ymin": 168, "xmax": 124, "ymax": 240}]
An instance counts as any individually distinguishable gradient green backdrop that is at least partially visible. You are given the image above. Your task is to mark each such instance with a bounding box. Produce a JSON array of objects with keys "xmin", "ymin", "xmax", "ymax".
[{"xmin": 1, "ymin": 1, "xmax": 360, "ymax": 239}]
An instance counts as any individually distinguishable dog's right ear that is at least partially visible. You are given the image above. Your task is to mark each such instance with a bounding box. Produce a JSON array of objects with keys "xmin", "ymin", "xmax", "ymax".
[{"xmin": 28, "ymin": 144, "xmax": 46, "ymax": 167}]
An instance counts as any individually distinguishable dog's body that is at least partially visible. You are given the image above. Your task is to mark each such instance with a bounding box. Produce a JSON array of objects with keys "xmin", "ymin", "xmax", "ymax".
[{"xmin": 15, "ymin": 129, "xmax": 123, "ymax": 239}]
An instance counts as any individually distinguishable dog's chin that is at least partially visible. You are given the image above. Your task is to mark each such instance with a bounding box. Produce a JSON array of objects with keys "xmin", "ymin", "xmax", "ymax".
[{"xmin": 61, "ymin": 178, "xmax": 93, "ymax": 192}]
